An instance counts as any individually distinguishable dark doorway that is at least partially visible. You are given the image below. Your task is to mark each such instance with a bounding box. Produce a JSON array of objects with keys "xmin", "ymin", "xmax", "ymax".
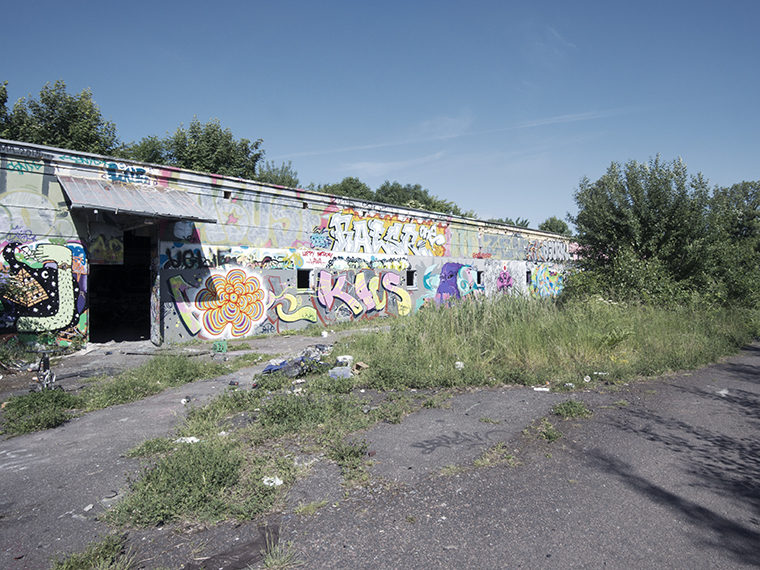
[{"xmin": 89, "ymin": 229, "xmax": 153, "ymax": 342}]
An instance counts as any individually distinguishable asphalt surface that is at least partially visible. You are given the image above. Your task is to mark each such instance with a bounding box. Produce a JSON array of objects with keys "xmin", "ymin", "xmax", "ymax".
[{"xmin": 0, "ymin": 335, "xmax": 758, "ymax": 569}]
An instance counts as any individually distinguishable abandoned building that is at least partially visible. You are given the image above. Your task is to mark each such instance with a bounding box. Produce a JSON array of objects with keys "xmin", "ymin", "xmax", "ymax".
[{"xmin": 0, "ymin": 139, "xmax": 574, "ymax": 346}]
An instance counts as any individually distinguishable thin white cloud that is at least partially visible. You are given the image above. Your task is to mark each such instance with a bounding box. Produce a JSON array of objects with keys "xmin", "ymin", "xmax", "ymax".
[
  {"xmin": 271, "ymin": 108, "xmax": 631, "ymax": 160},
  {"xmin": 342, "ymin": 151, "xmax": 446, "ymax": 178}
]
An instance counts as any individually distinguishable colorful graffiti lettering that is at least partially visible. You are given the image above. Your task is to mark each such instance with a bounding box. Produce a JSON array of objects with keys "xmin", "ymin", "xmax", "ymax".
[
  {"xmin": 530, "ymin": 264, "xmax": 564, "ymax": 298},
  {"xmin": 316, "ymin": 270, "xmax": 412, "ymax": 319},
  {"xmin": 328, "ymin": 209, "xmax": 448, "ymax": 256},
  {"xmin": 106, "ymin": 162, "xmax": 150, "ymax": 185},
  {"xmin": 525, "ymin": 240, "xmax": 571, "ymax": 262},
  {"xmin": 6, "ymin": 160, "xmax": 43, "ymax": 175},
  {"xmin": 195, "ymin": 269, "xmax": 268, "ymax": 338},
  {"xmin": 310, "ymin": 227, "xmax": 330, "ymax": 249},
  {"xmin": 3, "ymin": 225, "xmax": 36, "ymax": 244}
]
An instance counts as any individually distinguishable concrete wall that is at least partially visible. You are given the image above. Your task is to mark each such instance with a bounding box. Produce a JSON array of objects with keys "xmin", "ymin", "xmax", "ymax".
[{"xmin": 0, "ymin": 139, "xmax": 575, "ymax": 346}]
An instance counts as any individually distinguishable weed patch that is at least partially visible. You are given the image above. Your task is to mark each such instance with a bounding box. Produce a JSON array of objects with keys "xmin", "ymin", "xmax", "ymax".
[
  {"xmin": 51, "ymin": 534, "xmax": 131, "ymax": 569},
  {"xmin": 473, "ymin": 442, "xmax": 519, "ymax": 468},
  {"xmin": 525, "ymin": 418, "xmax": 562, "ymax": 443},
  {"xmin": 1, "ymin": 390, "xmax": 82, "ymax": 435},
  {"xmin": 552, "ymin": 400, "xmax": 592, "ymax": 419},
  {"xmin": 294, "ymin": 499, "xmax": 328, "ymax": 516}
]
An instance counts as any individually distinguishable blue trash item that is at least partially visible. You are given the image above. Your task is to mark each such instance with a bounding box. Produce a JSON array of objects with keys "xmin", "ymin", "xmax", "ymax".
[
  {"xmin": 328, "ymin": 366, "xmax": 353, "ymax": 379},
  {"xmin": 262, "ymin": 358, "xmax": 288, "ymax": 374}
]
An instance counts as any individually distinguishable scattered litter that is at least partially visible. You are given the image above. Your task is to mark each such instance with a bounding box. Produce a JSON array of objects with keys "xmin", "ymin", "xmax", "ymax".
[
  {"xmin": 83, "ymin": 504, "xmax": 93, "ymax": 512},
  {"xmin": 359, "ymin": 389, "xmax": 365, "ymax": 393},
  {"xmin": 292, "ymin": 378, "xmax": 306, "ymax": 384},
  {"xmin": 218, "ymin": 431, "xmax": 229, "ymax": 437},
  {"xmin": 593, "ymin": 372, "xmax": 609, "ymax": 376},
  {"xmin": 329, "ymin": 366, "xmax": 353, "ymax": 379},
  {"xmin": 291, "ymin": 387, "xmax": 303, "ymax": 395},
  {"xmin": 564, "ymin": 382, "xmax": 575, "ymax": 388},
  {"xmin": 175, "ymin": 436, "xmax": 200, "ymax": 444},
  {"xmin": 321, "ymin": 331, "xmax": 329, "ymax": 337},
  {"xmin": 262, "ymin": 476, "xmax": 283, "ymax": 487},
  {"xmin": 336, "ymin": 355, "xmax": 354, "ymax": 367},
  {"xmin": 533, "ymin": 387, "xmax": 550, "ymax": 392},
  {"xmin": 228, "ymin": 380, "xmax": 239, "ymax": 386},
  {"xmin": 362, "ymin": 405, "xmax": 371, "ymax": 414},
  {"xmin": 1, "ymin": 401, "xmax": 7, "ymax": 409},
  {"xmin": 583, "ymin": 375, "xmax": 591, "ymax": 383},
  {"xmin": 454, "ymin": 361, "xmax": 465, "ymax": 370},
  {"xmin": 181, "ymin": 398, "xmax": 190, "ymax": 405},
  {"xmin": 353, "ymin": 361, "xmax": 369, "ymax": 372},
  {"xmin": 717, "ymin": 388, "xmax": 729, "ymax": 397}
]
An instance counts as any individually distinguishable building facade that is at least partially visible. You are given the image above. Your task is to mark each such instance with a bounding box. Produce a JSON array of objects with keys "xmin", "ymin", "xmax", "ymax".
[{"xmin": 0, "ymin": 139, "xmax": 574, "ymax": 347}]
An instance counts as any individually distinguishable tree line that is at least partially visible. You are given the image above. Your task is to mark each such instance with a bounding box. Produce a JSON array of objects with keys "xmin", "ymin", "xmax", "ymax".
[{"xmin": 0, "ymin": 80, "xmax": 568, "ymax": 231}]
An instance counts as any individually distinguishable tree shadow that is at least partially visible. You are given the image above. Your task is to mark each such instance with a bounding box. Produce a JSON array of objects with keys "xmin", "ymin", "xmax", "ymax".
[
  {"xmin": 581, "ymin": 447, "xmax": 760, "ymax": 566},
  {"xmin": 589, "ymin": 374, "xmax": 760, "ymax": 566}
]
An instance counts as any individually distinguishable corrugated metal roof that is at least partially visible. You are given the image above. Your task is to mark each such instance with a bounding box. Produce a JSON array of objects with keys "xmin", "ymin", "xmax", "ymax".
[{"xmin": 57, "ymin": 175, "xmax": 216, "ymax": 222}]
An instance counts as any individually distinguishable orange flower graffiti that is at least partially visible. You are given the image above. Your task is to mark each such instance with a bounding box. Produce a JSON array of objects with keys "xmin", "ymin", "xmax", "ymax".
[{"xmin": 195, "ymin": 269, "xmax": 267, "ymax": 337}]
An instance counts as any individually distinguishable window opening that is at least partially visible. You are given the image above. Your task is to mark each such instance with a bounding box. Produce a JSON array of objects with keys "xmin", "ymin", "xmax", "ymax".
[{"xmin": 297, "ymin": 269, "xmax": 312, "ymax": 289}]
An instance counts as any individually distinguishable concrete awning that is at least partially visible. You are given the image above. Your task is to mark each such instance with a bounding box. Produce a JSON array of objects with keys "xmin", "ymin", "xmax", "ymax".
[{"xmin": 57, "ymin": 175, "xmax": 216, "ymax": 223}]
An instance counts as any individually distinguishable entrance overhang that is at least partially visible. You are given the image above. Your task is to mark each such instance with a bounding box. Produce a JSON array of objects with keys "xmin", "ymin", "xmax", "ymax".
[{"xmin": 57, "ymin": 175, "xmax": 216, "ymax": 223}]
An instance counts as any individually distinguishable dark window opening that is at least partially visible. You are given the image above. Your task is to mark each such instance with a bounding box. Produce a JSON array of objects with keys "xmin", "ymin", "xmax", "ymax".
[
  {"xmin": 526, "ymin": 270, "xmax": 532, "ymax": 286},
  {"xmin": 302, "ymin": 201, "xmax": 308, "ymax": 209},
  {"xmin": 406, "ymin": 269, "xmax": 417, "ymax": 288},
  {"xmin": 223, "ymin": 190, "xmax": 231, "ymax": 199},
  {"xmin": 476, "ymin": 271, "xmax": 484, "ymax": 286},
  {"xmin": 297, "ymin": 269, "xmax": 312, "ymax": 289}
]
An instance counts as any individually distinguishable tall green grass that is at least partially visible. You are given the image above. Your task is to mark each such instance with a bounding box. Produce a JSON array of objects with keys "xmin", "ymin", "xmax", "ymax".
[{"xmin": 340, "ymin": 296, "xmax": 760, "ymax": 389}]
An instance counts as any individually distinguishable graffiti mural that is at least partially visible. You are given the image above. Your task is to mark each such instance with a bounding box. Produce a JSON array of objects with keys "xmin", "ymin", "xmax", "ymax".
[
  {"xmin": 434, "ymin": 262, "xmax": 483, "ymax": 305},
  {"xmin": 327, "ymin": 209, "xmax": 449, "ymax": 256},
  {"xmin": 195, "ymin": 269, "xmax": 268, "ymax": 338},
  {"xmin": 525, "ymin": 240, "xmax": 571, "ymax": 262},
  {"xmin": 316, "ymin": 270, "xmax": 412, "ymax": 319},
  {"xmin": 0, "ymin": 242, "xmax": 87, "ymax": 342},
  {"xmin": 497, "ymin": 269, "xmax": 514, "ymax": 292},
  {"xmin": 530, "ymin": 264, "xmax": 565, "ymax": 298}
]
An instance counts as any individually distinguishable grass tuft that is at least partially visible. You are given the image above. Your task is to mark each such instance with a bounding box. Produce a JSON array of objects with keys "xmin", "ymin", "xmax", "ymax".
[
  {"xmin": 51, "ymin": 534, "xmax": 132, "ymax": 569},
  {"xmin": 552, "ymin": 400, "xmax": 593, "ymax": 419}
]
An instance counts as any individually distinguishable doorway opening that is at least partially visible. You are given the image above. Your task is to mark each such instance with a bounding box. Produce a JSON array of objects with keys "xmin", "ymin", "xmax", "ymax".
[{"xmin": 89, "ymin": 229, "xmax": 153, "ymax": 342}]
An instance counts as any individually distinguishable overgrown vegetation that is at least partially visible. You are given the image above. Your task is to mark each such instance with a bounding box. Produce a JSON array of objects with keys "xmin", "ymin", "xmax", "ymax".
[
  {"xmin": 51, "ymin": 534, "xmax": 132, "ymax": 570},
  {"xmin": 333, "ymin": 296, "xmax": 760, "ymax": 390},
  {"xmin": 567, "ymin": 157, "xmax": 760, "ymax": 308},
  {"xmin": 0, "ymin": 353, "xmax": 271, "ymax": 436}
]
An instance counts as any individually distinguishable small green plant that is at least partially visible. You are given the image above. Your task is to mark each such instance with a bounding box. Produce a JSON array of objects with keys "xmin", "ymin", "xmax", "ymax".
[
  {"xmin": 328, "ymin": 438, "xmax": 369, "ymax": 483},
  {"xmin": 552, "ymin": 400, "xmax": 592, "ymax": 419},
  {"xmin": 473, "ymin": 442, "xmax": 519, "ymax": 468},
  {"xmin": 260, "ymin": 536, "xmax": 303, "ymax": 569},
  {"xmin": 51, "ymin": 534, "xmax": 132, "ymax": 569},
  {"xmin": 613, "ymin": 399, "xmax": 630, "ymax": 407},
  {"xmin": 525, "ymin": 418, "xmax": 562, "ymax": 442},
  {"xmin": 294, "ymin": 499, "xmax": 328, "ymax": 516},
  {"xmin": 479, "ymin": 416, "xmax": 500, "ymax": 424},
  {"xmin": 438, "ymin": 464, "xmax": 467, "ymax": 477}
]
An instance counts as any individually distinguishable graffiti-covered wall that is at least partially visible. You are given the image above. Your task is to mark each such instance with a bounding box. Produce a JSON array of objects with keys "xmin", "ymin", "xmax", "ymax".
[{"xmin": 0, "ymin": 139, "xmax": 575, "ymax": 346}]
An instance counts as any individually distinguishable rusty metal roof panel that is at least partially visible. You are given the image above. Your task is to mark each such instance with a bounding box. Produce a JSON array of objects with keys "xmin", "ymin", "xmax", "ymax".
[{"xmin": 57, "ymin": 175, "xmax": 216, "ymax": 222}]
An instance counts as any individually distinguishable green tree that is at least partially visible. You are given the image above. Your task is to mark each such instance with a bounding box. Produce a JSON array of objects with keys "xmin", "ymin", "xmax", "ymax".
[
  {"xmin": 123, "ymin": 117, "xmax": 263, "ymax": 179},
  {"xmin": 374, "ymin": 181, "xmax": 467, "ymax": 216},
  {"xmin": 538, "ymin": 216, "xmax": 572, "ymax": 236},
  {"xmin": 704, "ymin": 180, "xmax": 760, "ymax": 305},
  {"xmin": 571, "ymin": 156, "xmax": 710, "ymax": 281},
  {"xmin": 488, "ymin": 216, "xmax": 530, "ymax": 228},
  {"xmin": 319, "ymin": 177, "xmax": 375, "ymax": 201},
  {"xmin": 0, "ymin": 80, "xmax": 119, "ymax": 154},
  {"xmin": 254, "ymin": 160, "xmax": 300, "ymax": 188}
]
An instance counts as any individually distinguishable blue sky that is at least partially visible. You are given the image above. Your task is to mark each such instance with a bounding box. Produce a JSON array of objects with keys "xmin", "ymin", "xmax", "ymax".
[{"xmin": 2, "ymin": 0, "xmax": 758, "ymax": 227}]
